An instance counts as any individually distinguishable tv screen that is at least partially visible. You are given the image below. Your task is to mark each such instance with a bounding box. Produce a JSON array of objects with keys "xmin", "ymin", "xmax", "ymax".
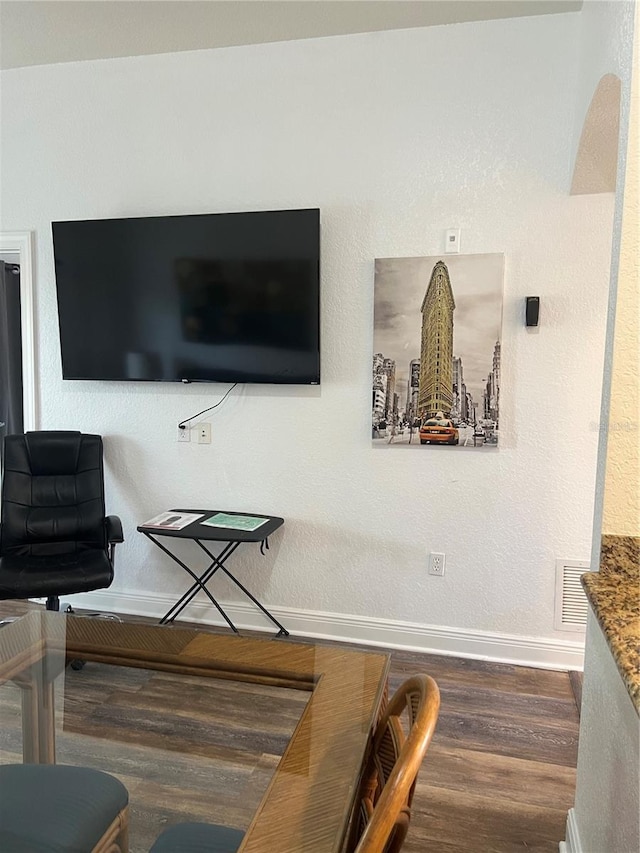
[{"xmin": 52, "ymin": 208, "xmax": 320, "ymax": 384}]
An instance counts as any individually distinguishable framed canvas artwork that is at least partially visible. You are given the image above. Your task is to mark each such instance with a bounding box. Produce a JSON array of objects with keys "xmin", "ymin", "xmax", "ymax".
[{"xmin": 372, "ymin": 253, "xmax": 504, "ymax": 449}]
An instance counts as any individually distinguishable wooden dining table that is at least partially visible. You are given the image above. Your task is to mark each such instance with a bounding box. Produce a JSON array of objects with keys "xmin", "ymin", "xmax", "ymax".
[{"xmin": 0, "ymin": 611, "xmax": 390, "ymax": 853}]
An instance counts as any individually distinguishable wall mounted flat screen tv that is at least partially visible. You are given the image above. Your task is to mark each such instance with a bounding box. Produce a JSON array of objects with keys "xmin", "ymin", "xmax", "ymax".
[{"xmin": 52, "ymin": 208, "xmax": 320, "ymax": 384}]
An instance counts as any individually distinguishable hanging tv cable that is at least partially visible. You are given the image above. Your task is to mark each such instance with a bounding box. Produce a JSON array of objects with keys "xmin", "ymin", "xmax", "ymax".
[{"xmin": 178, "ymin": 383, "xmax": 238, "ymax": 431}]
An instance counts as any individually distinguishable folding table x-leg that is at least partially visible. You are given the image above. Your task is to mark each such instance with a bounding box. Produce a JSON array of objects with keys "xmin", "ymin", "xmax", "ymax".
[{"xmin": 137, "ymin": 510, "xmax": 288, "ymax": 636}]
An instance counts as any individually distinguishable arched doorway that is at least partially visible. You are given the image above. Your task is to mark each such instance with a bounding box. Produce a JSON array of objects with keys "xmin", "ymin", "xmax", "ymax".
[{"xmin": 571, "ymin": 73, "xmax": 622, "ymax": 195}]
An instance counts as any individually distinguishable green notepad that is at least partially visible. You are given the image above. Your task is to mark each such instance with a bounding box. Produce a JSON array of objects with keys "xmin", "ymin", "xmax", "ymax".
[{"xmin": 201, "ymin": 513, "xmax": 269, "ymax": 532}]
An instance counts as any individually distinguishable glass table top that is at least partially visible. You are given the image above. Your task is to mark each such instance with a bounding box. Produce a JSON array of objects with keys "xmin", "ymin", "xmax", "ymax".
[{"xmin": 0, "ymin": 611, "xmax": 389, "ymax": 853}]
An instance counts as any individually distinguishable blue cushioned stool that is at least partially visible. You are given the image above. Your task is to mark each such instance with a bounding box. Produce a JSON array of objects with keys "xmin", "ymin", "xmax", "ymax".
[
  {"xmin": 150, "ymin": 821, "xmax": 244, "ymax": 853},
  {"xmin": 0, "ymin": 764, "xmax": 129, "ymax": 853}
]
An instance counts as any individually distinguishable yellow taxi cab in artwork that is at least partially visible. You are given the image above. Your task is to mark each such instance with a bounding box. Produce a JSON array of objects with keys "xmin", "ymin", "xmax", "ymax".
[{"xmin": 419, "ymin": 415, "xmax": 459, "ymax": 446}]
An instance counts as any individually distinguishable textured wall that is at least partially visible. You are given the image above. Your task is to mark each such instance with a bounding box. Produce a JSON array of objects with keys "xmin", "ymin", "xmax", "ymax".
[
  {"xmin": 570, "ymin": 0, "xmax": 636, "ymax": 186},
  {"xmin": 583, "ymin": 0, "xmax": 637, "ymax": 565},
  {"xmin": 602, "ymin": 17, "xmax": 639, "ymax": 537},
  {"xmin": 0, "ymin": 15, "xmax": 618, "ymax": 640},
  {"xmin": 572, "ymin": 610, "xmax": 640, "ymax": 851}
]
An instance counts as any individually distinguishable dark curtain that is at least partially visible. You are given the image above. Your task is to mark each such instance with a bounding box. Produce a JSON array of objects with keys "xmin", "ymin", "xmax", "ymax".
[{"xmin": 0, "ymin": 260, "xmax": 24, "ymax": 438}]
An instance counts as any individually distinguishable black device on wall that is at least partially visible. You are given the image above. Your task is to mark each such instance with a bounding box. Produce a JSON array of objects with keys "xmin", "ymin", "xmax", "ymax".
[
  {"xmin": 525, "ymin": 296, "xmax": 540, "ymax": 327},
  {"xmin": 52, "ymin": 208, "xmax": 320, "ymax": 384}
]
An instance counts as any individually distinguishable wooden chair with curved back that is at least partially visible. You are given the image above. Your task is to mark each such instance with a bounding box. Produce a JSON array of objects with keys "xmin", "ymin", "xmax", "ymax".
[{"xmin": 349, "ymin": 674, "xmax": 440, "ymax": 853}]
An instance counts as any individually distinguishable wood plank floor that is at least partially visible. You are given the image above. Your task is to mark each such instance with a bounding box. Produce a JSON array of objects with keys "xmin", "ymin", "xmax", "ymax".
[{"xmin": 0, "ymin": 605, "xmax": 579, "ymax": 852}]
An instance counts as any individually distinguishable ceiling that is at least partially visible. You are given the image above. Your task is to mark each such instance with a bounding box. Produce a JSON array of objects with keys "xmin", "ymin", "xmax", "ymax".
[{"xmin": 0, "ymin": 0, "xmax": 582, "ymax": 71}]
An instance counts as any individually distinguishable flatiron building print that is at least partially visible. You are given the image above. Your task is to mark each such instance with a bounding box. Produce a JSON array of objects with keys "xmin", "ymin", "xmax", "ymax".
[{"xmin": 373, "ymin": 253, "xmax": 504, "ymax": 450}]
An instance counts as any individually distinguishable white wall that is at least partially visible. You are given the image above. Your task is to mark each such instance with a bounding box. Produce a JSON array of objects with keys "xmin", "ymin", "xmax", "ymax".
[
  {"xmin": 564, "ymin": 611, "xmax": 640, "ymax": 852},
  {"xmin": 578, "ymin": 0, "xmax": 638, "ymax": 561},
  {"xmin": 571, "ymin": 0, "xmax": 636, "ymax": 178},
  {"xmin": 599, "ymin": 0, "xmax": 639, "ymax": 538},
  {"xmin": 0, "ymin": 14, "xmax": 621, "ymax": 659}
]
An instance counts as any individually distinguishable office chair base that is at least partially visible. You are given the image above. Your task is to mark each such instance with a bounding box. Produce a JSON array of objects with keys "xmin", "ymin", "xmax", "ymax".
[
  {"xmin": 63, "ymin": 604, "xmax": 122, "ymax": 622},
  {"xmin": 62, "ymin": 607, "xmax": 122, "ymax": 671}
]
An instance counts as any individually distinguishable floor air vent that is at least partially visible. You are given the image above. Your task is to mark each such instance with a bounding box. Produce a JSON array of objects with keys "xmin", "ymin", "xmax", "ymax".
[{"xmin": 554, "ymin": 559, "xmax": 590, "ymax": 631}]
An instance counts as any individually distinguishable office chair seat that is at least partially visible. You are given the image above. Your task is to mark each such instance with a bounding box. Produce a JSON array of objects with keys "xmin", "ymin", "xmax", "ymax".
[{"xmin": 0, "ymin": 548, "xmax": 113, "ymax": 599}]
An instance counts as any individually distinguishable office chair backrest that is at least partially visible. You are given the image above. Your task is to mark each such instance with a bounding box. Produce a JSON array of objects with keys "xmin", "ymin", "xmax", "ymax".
[
  {"xmin": 0, "ymin": 431, "xmax": 107, "ymax": 557},
  {"xmin": 351, "ymin": 674, "xmax": 440, "ymax": 853}
]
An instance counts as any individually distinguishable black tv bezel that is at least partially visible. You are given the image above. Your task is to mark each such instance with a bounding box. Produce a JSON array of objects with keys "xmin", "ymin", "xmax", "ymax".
[{"xmin": 51, "ymin": 207, "xmax": 321, "ymax": 386}]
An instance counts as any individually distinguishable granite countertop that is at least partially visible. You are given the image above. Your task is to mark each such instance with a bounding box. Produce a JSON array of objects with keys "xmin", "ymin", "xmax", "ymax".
[{"xmin": 582, "ymin": 534, "xmax": 639, "ymax": 714}]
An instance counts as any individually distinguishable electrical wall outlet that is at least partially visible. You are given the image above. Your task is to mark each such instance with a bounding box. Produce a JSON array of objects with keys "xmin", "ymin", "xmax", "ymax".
[
  {"xmin": 197, "ymin": 422, "xmax": 211, "ymax": 444},
  {"xmin": 428, "ymin": 552, "xmax": 446, "ymax": 576},
  {"xmin": 177, "ymin": 424, "xmax": 190, "ymax": 442}
]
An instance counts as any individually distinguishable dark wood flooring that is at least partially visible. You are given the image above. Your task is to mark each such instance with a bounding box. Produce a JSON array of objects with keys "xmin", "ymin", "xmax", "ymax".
[{"xmin": 0, "ymin": 604, "xmax": 579, "ymax": 852}]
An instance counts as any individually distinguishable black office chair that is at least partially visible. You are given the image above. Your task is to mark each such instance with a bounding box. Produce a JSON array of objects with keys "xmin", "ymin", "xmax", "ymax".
[{"xmin": 0, "ymin": 431, "xmax": 123, "ymax": 612}]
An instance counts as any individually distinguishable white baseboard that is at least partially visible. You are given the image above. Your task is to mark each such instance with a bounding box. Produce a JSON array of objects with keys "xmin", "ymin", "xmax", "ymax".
[
  {"xmin": 63, "ymin": 589, "xmax": 585, "ymax": 671},
  {"xmin": 561, "ymin": 809, "xmax": 583, "ymax": 853}
]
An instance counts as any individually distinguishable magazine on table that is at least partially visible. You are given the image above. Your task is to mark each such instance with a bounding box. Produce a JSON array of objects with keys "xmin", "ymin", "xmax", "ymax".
[
  {"xmin": 141, "ymin": 511, "xmax": 204, "ymax": 530},
  {"xmin": 201, "ymin": 512, "xmax": 269, "ymax": 532}
]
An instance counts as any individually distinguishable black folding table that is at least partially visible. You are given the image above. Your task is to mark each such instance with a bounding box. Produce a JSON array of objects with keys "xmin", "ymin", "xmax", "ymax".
[{"xmin": 137, "ymin": 509, "xmax": 287, "ymax": 636}]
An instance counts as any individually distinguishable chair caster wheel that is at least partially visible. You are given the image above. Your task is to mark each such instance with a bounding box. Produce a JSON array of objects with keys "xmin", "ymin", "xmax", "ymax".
[{"xmin": 69, "ymin": 659, "xmax": 86, "ymax": 671}]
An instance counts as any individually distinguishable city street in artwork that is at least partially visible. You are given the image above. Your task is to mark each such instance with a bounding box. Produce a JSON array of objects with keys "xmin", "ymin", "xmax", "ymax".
[{"xmin": 373, "ymin": 253, "xmax": 504, "ymax": 449}]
